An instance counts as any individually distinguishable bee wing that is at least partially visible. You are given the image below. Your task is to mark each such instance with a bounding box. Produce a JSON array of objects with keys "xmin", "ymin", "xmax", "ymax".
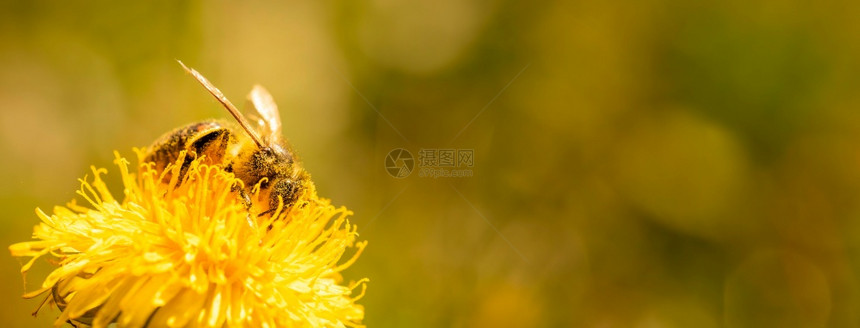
[{"xmin": 246, "ymin": 85, "xmax": 283, "ymax": 143}]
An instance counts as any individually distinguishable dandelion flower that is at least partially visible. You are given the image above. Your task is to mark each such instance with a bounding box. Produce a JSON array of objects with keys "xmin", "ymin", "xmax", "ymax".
[{"xmin": 9, "ymin": 150, "xmax": 368, "ymax": 327}]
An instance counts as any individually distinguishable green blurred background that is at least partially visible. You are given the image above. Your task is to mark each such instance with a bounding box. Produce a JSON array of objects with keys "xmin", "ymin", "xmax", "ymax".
[{"xmin": 2, "ymin": 1, "xmax": 859, "ymax": 327}]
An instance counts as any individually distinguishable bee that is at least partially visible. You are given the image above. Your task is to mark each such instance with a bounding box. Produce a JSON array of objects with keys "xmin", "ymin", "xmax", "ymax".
[
  {"xmin": 143, "ymin": 61, "xmax": 309, "ymax": 216},
  {"xmin": 49, "ymin": 62, "xmax": 310, "ymax": 326}
]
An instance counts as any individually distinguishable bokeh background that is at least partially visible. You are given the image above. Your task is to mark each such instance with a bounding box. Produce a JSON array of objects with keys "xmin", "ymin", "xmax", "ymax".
[{"xmin": 1, "ymin": 1, "xmax": 859, "ymax": 327}]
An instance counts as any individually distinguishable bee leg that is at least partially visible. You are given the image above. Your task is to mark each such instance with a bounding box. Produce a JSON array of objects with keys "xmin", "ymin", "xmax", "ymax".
[
  {"xmin": 231, "ymin": 186, "xmax": 258, "ymax": 230},
  {"xmin": 32, "ymin": 293, "xmax": 50, "ymax": 317},
  {"xmin": 235, "ymin": 186, "xmax": 252, "ymax": 207},
  {"xmin": 258, "ymin": 208, "xmax": 276, "ymax": 216},
  {"xmin": 52, "ymin": 283, "xmax": 66, "ymax": 312}
]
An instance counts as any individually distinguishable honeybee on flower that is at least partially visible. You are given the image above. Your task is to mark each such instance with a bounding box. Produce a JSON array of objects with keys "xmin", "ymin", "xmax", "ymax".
[{"xmin": 9, "ymin": 63, "xmax": 368, "ymax": 328}]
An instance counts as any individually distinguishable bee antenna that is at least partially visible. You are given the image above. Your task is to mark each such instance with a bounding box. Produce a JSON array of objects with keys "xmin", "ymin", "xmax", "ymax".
[{"xmin": 177, "ymin": 60, "xmax": 266, "ymax": 149}]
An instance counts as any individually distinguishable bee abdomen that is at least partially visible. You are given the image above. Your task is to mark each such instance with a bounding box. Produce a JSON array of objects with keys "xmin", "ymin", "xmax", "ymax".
[{"xmin": 144, "ymin": 121, "xmax": 235, "ymax": 180}]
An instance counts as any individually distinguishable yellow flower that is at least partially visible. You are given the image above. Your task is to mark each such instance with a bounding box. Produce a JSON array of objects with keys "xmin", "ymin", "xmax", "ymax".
[{"xmin": 9, "ymin": 150, "xmax": 368, "ymax": 328}]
